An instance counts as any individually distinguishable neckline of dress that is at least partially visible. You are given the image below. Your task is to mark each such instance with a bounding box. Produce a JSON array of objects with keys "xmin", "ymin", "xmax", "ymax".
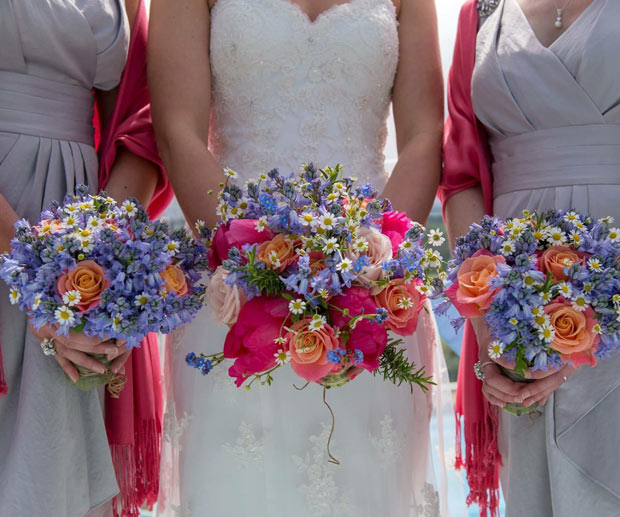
[
  {"xmin": 508, "ymin": 0, "xmax": 600, "ymax": 50},
  {"xmin": 272, "ymin": 0, "xmax": 363, "ymax": 25}
]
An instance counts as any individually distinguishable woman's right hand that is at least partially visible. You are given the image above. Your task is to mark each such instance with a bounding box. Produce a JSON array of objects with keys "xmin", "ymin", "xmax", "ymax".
[{"xmin": 29, "ymin": 322, "xmax": 126, "ymax": 383}]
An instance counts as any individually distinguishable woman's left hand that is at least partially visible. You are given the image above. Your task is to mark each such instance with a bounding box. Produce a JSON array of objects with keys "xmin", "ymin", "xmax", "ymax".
[{"xmin": 520, "ymin": 363, "xmax": 578, "ymax": 407}]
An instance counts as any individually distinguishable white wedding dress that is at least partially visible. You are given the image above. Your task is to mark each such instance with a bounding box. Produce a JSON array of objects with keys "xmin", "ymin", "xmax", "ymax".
[{"xmin": 158, "ymin": 1, "xmax": 450, "ymax": 515}]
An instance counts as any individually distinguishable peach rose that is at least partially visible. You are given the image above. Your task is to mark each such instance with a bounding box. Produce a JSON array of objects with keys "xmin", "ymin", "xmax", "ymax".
[
  {"xmin": 346, "ymin": 226, "xmax": 393, "ymax": 291},
  {"xmin": 285, "ymin": 317, "xmax": 340, "ymax": 382},
  {"xmin": 545, "ymin": 300, "xmax": 599, "ymax": 367},
  {"xmin": 160, "ymin": 264, "xmax": 189, "ymax": 297},
  {"xmin": 373, "ymin": 278, "xmax": 426, "ymax": 336},
  {"xmin": 540, "ymin": 246, "xmax": 587, "ymax": 282},
  {"xmin": 34, "ymin": 219, "xmax": 63, "ymax": 236},
  {"xmin": 257, "ymin": 234, "xmax": 297, "ymax": 272},
  {"xmin": 445, "ymin": 250, "xmax": 506, "ymax": 318},
  {"xmin": 206, "ymin": 266, "xmax": 247, "ymax": 327},
  {"xmin": 57, "ymin": 260, "xmax": 109, "ymax": 313}
]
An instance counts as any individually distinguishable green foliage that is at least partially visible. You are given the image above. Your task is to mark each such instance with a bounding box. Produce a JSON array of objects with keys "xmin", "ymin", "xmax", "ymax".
[{"xmin": 373, "ymin": 338, "xmax": 435, "ymax": 393}]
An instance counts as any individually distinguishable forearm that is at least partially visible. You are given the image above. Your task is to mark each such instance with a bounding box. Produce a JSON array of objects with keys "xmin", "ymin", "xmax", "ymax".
[
  {"xmin": 382, "ymin": 129, "xmax": 442, "ymax": 225},
  {"xmin": 444, "ymin": 186, "xmax": 486, "ymax": 250},
  {"xmin": 157, "ymin": 130, "xmax": 225, "ymax": 228},
  {"xmin": 0, "ymin": 194, "xmax": 18, "ymax": 253},
  {"xmin": 103, "ymin": 149, "xmax": 159, "ymax": 207}
]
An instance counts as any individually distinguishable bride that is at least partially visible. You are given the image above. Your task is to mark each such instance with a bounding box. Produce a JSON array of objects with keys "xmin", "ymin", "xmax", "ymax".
[{"xmin": 148, "ymin": 0, "xmax": 446, "ymax": 515}]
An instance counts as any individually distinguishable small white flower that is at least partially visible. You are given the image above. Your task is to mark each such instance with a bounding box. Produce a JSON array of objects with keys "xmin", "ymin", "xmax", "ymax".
[
  {"xmin": 223, "ymin": 168, "xmax": 238, "ymax": 179},
  {"xmin": 274, "ymin": 336, "xmax": 287, "ymax": 345},
  {"xmin": 228, "ymin": 205, "xmax": 244, "ymax": 219},
  {"xmin": 112, "ymin": 313, "xmax": 123, "ymax": 332},
  {"xmin": 608, "ymin": 228, "xmax": 620, "ymax": 243},
  {"xmin": 268, "ymin": 250, "xmax": 282, "ymax": 269},
  {"xmin": 79, "ymin": 238, "xmax": 94, "ymax": 253},
  {"xmin": 570, "ymin": 231, "xmax": 582, "ymax": 245},
  {"xmin": 541, "ymin": 291, "xmax": 552, "ymax": 303},
  {"xmin": 564, "ymin": 211, "xmax": 579, "ymax": 224},
  {"xmin": 538, "ymin": 323, "xmax": 555, "ymax": 344},
  {"xmin": 166, "ymin": 240, "xmax": 180, "ymax": 255},
  {"xmin": 557, "ymin": 282, "xmax": 572, "ymax": 298},
  {"xmin": 509, "ymin": 317, "xmax": 518, "ymax": 326},
  {"xmin": 289, "ymin": 299, "xmax": 306, "ymax": 315},
  {"xmin": 195, "ymin": 219, "xmax": 206, "ymax": 232},
  {"xmin": 571, "ymin": 294, "xmax": 589, "ymax": 312},
  {"xmin": 274, "ymin": 349, "xmax": 291, "ymax": 366},
  {"xmin": 428, "ymin": 229, "xmax": 445, "ymax": 247},
  {"xmin": 416, "ymin": 283, "xmax": 430, "ymax": 295},
  {"xmin": 352, "ymin": 237, "xmax": 369, "ymax": 252},
  {"xmin": 32, "ymin": 293, "xmax": 42, "ymax": 310},
  {"xmin": 593, "ymin": 323, "xmax": 602, "ymax": 334},
  {"xmin": 318, "ymin": 289, "xmax": 330, "ymax": 299},
  {"xmin": 62, "ymin": 290, "xmax": 82, "ymax": 307},
  {"xmin": 500, "ymin": 240, "xmax": 516, "ymax": 256},
  {"xmin": 86, "ymin": 217, "xmax": 102, "ymax": 230},
  {"xmin": 300, "ymin": 211, "xmax": 316, "ymax": 227},
  {"xmin": 397, "ymin": 296, "xmax": 414, "ymax": 310},
  {"xmin": 64, "ymin": 203, "xmax": 78, "ymax": 213},
  {"xmin": 62, "ymin": 215, "xmax": 78, "ymax": 228},
  {"xmin": 337, "ymin": 258, "xmax": 353, "ymax": 273},
  {"xmin": 546, "ymin": 226, "xmax": 567, "ymax": 245},
  {"xmin": 488, "ymin": 340, "xmax": 505, "ymax": 360},
  {"xmin": 424, "ymin": 250, "xmax": 442, "ymax": 269},
  {"xmin": 121, "ymin": 200, "xmax": 137, "ymax": 216},
  {"xmin": 55, "ymin": 305, "xmax": 76, "ymax": 326},
  {"xmin": 319, "ymin": 213, "xmax": 336, "ymax": 230},
  {"xmin": 600, "ymin": 216, "xmax": 615, "ymax": 225},
  {"xmin": 322, "ymin": 237, "xmax": 339, "ymax": 254},
  {"xmin": 399, "ymin": 240, "xmax": 414, "ymax": 251},
  {"xmin": 255, "ymin": 216, "xmax": 268, "ymax": 232},
  {"xmin": 613, "ymin": 294, "xmax": 620, "ymax": 306},
  {"xmin": 588, "ymin": 258, "xmax": 603, "ymax": 272},
  {"xmin": 9, "ymin": 288, "xmax": 21, "ymax": 305},
  {"xmin": 134, "ymin": 293, "xmax": 150, "ymax": 309},
  {"xmin": 532, "ymin": 312, "xmax": 550, "ymax": 330},
  {"xmin": 259, "ymin": 173, "xmax": 268, "ymax": 181},
  {"xmin": 309, "ymin": 314, "xmax": 326, "ymax": 331},
  {"xmin": 79, "ymin": 200, "xmax": 94, "ymax": 211}
]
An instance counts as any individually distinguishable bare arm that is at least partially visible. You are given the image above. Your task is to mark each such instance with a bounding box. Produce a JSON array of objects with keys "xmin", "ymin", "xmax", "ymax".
[
  {"xmin": 0, "ymin": 195, "xmax": 18, "ymax": 254},
  {"xmin": 148, "ymin": 0, "xmax": 224, "ymax": 228},
  {"xmin": 381, "ymin": 0, "xmax": 443, "ymax": 225},
  {"xmin": 444, "ymin": 186, "xmax": 486, "ymax": 250},
  {"xmin": 94, "ymin": 0, "xmax": 159, "ymax": 207}
]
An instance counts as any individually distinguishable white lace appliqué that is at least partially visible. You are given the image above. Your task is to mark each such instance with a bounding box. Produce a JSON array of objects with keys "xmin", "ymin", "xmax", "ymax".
[
  {"xmin": 208, "ymin": 0, "xmax": 399, "ymax": 184},
  {"xmin": 162, "ymin": 401, "xmax": 192, "ymax": 450},
  {"xmin": 222, "ymin": 421, "xmax": 265, "ymax": 468},
  {"xmin": 415, "ymin": 482, "xmax": 441, "ymax": 517},
  {"xmin": 293, "ymin": 423, "xmax": 356, "ymax": 517},
  {"xmin": 369, "ymin": 414, "xmax": 404, "ymax": 469}
]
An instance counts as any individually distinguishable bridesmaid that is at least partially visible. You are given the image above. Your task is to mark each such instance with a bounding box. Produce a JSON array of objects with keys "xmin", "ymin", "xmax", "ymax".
[
  {"xmin": 0, "ymin": 1, "xmax": 170, "ymax": 515},
  {"xmin": 441, "ymin": 0, "xmax": 620, "ymax": 516}
]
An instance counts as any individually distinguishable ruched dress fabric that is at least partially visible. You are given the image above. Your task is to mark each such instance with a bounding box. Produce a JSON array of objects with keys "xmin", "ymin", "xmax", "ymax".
[
  {"xmin": 0, "ymin": 1, "xmax": 129, "ymax": 515},
  {"xmin": 472, "ymin": 0, "xmax": 620, "ymax": 515}
]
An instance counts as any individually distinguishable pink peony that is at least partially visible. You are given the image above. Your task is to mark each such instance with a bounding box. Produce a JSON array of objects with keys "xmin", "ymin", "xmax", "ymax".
[
  {"xmin": 329, "ymin": 287, "xmax": 388, "ymax": 372},
  {"xmin": 207, "ymin": 220, "xmax": 274, "ymax": 270},
  {"xmin": 224, "ymin": 297, "xmax": 289, "ymax": 386},
  {"xmin": 380, "ymin": 211, "xmax": 413, "ymax": 255},
  {"xmin": 345, "ymin": 226, "xmax": 392, "ymax": 292}
]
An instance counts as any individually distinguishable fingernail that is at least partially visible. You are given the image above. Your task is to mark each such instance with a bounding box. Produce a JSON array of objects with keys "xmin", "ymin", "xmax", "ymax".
[
  {"xmin": 106, "ymin": 347, "xmax": 118, "ymax": 357},
  {"xmin": 97, "ymin": 366, "xmax": 106, "ymax": 374},
  {"xmin": 70, "ymin": 373, "xmax": 79, "ymax": 383},
  {"xmin": 112, "ymin": 365, "xmax": 120, "ymax": 374},
  {"xmin": 521, "ymin": 390, "xmax": 531, "ymax": 401}
]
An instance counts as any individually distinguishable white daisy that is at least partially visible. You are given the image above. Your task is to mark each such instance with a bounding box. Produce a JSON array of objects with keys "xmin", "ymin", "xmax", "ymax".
[
  {"xmin": 223, "ymin": 168, "xmax": 238, "ymax": 179},
  {"xmin": 337, "ymin": 258, "xmax": 353, "ymax": 273},
  {"xmin": 268, "ymin": 250, "xmax": 282, "ymax": 269},
  {"xmin": 32, "ymin": 293, "xmax": 42, "ymax": 310},
  {"xmin": 9, "ymin": 288, "xmax": 21, "ymax": 305},
  {"xmin": 488, "ymin": 340, "xmax": 505, "ymax": 360},
  {"xmin": 86, "ymin": 217, "xmax": 102, "ymax": 230},
  {"xmin": 300, "ymin": 211, "xmax": 316, "ymax": 227},
  {"xmin": 399, "ymin": 240, "xmax": 414, "ymax": 251},
  {"xmin": 397, "ymin": 296, "xmax": 414, "ymax": 310},
  {"xmin": 319, "ymin": 213, "xmax": 336, "ymax": 231},
  {"xmin": 274, "ymin": 349, "xmax": 291, "ymax": 366},
  {"xmin": 538, "ymin": 323, "xmax": 555, "ymax": 343},
  {"xmin": 563, "ymin": 211, "xmax": 580, "ymax": 224},
  {"xmin": 274, "ymin": 336, "xmax": 287, "ymax": 345},
  {"xmin": 428, "ymin": 229, "xmax": 445, "ymax": 247},
  {"xmin": 557, "ymin": 282, "xmax": 572, "ymax": 298},
  {"xmin": 112, "ymin": 313, "xmax": 123, "ymax": 332},
  {"xmin": 289, "ymin": 299, "xmax": 306, "ymax": 315},
  {"xmin": 546, "ymin": 226, "xmax": 567, "ymax": 245},
  {"xmin": 322, "ymin": 237, "xmax": 339, "ymax": 254},
  {"xmin": 62, "ymin": 215, "xmax": 78, "ymax": 228},
  {"xmin": 134, "ymin": 293, "xmax": 150, "ymax": 309},
  {"xmin": 165, "ymin": 240, "xmax": 180, "ymax": 255},
  {"xmin": 588, "ymin": 258, "xmax": 603, "ymax": 273},
  {"xmin": 62, "ymin": 290, "xmax": 82, "ymax": 307},
  {"xmin": 255, "ymin": 216, "xmax": 268, "ymax": 232},
  {"xmin": 500, "ymin": 240, "xmax": 516, "ymax": 256},
  {"xmin": 352, "ymin": 237, "xmax": 369, "ymax": 252},
  {"xmin": 593, "ymin": 323, "xmax": 603, "ymax": 334},
  {"xmin": 571, "ymin": 294, "xmax": 589, "ymax": 312},
  {"xmin": 121, "ymin": 200, "xmax": 137, "ymax": 216},
  {"xmin": 54, "ymin": 305, "xmax": 76, "ymax": 326},
  {"xmin": 309, "ymin": 314, "xmax": 327, "ymax": 331},
  {"xmin": 532, "ymin": 312, "xmax": 550, "ymax": 330},
  {"xmin": 608, "ymin": 228, "xmax": 620, "ymax": 243}
]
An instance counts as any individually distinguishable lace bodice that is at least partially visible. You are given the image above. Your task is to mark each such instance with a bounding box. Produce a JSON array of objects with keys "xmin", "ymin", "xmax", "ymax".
[{"xmin": 208, "ymin": 0, "xmax": 399, "ymax": 187}]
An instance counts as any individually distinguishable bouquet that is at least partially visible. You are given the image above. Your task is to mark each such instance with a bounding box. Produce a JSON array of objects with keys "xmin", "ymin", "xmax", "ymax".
[
  {"xmin": 444, "ymin": 209, "xmax": 620, "ymax": 414},
  {"xmin": 187, "ymin": 164, "xmax": 446, "ymax": 393},
  {"xmin": 0, "ymin": 185, "xmax": 207, "ymax": 395}
]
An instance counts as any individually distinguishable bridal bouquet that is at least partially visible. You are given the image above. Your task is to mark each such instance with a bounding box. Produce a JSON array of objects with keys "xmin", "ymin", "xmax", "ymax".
[
  {"xmin": 187, "ymin": 164, "xmax": 445, "ymax": 392},
  {"xmin": 444, "ymin": 209, "xmax": 620, "ymax": 413},
  {"xmin": 0, "ymin": 185, "xmax": 207, "ymax": 394}
]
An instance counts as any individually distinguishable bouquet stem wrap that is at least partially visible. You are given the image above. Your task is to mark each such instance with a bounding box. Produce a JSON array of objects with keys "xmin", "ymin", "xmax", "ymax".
[
  {"xmin": 498, "ymin": 366, "xmax": 539, "ymax": 416},
  {"xmin": 68, "ymin": 353, "xmax": 127, "ymax": 398}
]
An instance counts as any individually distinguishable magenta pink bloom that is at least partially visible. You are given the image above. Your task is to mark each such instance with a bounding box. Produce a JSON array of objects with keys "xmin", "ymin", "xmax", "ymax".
[
  {"xmin": 380, "ymin": 211, "xmax": 413, "ymax": 255},
  {"xmin": 224, "ymin": 297, "xmax": 289, "ymax": 386},
  {"xmin": 329, "ymin": 287, "xmax": 388, "ymax": 372},
  {"xmin": 208, "ymin": 220, "xmax": 274, "ymax": 270}
]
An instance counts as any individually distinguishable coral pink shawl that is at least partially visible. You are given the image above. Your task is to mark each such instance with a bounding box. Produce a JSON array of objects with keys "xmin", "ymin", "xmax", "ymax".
[
  {"xmin": 438, "ymin": 2, "xmax": 501, "ymax": 516},
  {"xmin": 97, "ymin": 1, "xmax": 172, "ymax": 515}
]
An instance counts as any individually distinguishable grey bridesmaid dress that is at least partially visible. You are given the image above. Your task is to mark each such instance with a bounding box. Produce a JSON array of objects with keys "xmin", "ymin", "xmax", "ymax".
[
  {"xmin": 472, "ymin": 1, "xmax": 620, "ymax": 516},
  {"xmin": 0, "ymin": 1, "xmax": 128, "ymax": 515}
]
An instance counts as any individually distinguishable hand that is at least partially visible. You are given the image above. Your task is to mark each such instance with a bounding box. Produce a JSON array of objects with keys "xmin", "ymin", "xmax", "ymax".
[
  {"xmin": 29, "ymin": 322, "xmax": 128, "ymax": 383},
  {"xmin": 520, "ymin": 363, "xmax": 577, "ymax": 407}
]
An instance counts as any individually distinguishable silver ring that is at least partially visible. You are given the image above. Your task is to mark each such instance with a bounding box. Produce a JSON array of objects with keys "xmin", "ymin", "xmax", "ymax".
[
  {"xmin": 474, "ymin": 361, "xmax": 490, "ymax": 381},
  {"xmin": 41, "ymin": 337, "xmax": 57, "ymax": 356}
]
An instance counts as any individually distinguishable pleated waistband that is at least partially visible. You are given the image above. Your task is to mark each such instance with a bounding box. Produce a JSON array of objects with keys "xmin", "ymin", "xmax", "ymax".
[
  {"xmin": 0, "ymin": 71, "xmax": 94, "ymax": 145},
  {"xmin": 492, "ymin": 125, "xmax": 620, "ymax": 198}
]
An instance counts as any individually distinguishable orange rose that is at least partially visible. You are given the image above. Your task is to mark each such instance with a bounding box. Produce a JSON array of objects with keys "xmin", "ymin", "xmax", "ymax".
[
  {"xmin": 540, "ymin": 246, "xmax": 587, "ymax": 282},
  {"xmin": 285, "ymin": 318, "xmax": 340, "ymax": 382},
  {"xmin": 446, "ymin": 250, "xmax": 506, "ymax": 317},
  {"xmin": 160, "ymin": 264, "xmax": 189, "ymax": 297},
  {"xmin": 56, "ymin": 260, "xmax": 109, "ymax": 313},
  {"xmin": 545, "ymin": 300, "xmax": 599, "ymax": 367},
  {"xmin": 257, "ymin": 234, "xmax": 297, "ymax": 272},
  {"xmin": 373, "ymin": 278, "xmax": 425, "ymax": 336},
  {"xmin": 34, "ymin": 219, "xmax": 62, "ymax": 236}
]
